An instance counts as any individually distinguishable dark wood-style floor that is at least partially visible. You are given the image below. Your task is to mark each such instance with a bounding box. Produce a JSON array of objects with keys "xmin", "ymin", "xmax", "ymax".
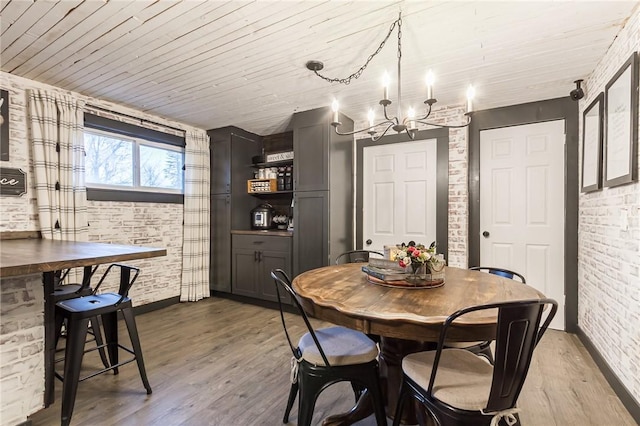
[{"xmin": 30, "ymin": 297, "xmax": 635, "ymax": 425}]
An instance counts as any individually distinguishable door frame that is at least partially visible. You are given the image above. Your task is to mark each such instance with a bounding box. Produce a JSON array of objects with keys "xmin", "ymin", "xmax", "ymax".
[
  {"xmin": 356, "ymin": 128, "xmax": 449, "ymax": 260},
  {"xmin": 468, "ymin": 97, "xmax": 579, "ymax": 332}
]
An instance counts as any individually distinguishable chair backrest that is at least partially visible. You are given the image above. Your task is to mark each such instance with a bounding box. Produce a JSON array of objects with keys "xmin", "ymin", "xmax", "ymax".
[
  {"xmin": 93, "ymin": 264, "xmax": 140, "ymax": 305},
  {"xmin": 56, "ymin": 265, "xmax": 98, "ymax": 288},
  {"xmin": 469, "ymin": 266, "xmax": 526, "ymax": 283},
  {"xmin": 335, "ymin": 250, "xmax": 384, "ymax": 265},
  {"xmin": 270, "ymin": 269, "xmax": 331, "ymax": 366},
  {"xmin": 429, "ymin": 298, "xmax": 557, "ymax": 412}
]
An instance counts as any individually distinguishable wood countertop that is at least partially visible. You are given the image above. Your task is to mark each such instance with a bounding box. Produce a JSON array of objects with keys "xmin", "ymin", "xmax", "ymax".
[{"xmin": 0, "ymin": 239, "xmax": 167, "ymax": 277}]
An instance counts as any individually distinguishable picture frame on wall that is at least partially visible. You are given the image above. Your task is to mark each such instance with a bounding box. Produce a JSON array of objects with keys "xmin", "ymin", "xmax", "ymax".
[
  {"xmin": 581, "ymin": 92, "xmax": 604, "ymax": 192},
  {"xmin": 603, "ymin": 51, "xmax": 638, "ymax": 187},
  {"xmin": 0, "ymin": 89, "xmax": 8, "ymax": 161}
]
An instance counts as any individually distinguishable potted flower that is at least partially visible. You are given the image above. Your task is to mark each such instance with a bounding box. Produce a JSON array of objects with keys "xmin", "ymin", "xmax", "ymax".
[{"xmin": 394, "ymin": 241, "xmax": 445, "ymax": 278}]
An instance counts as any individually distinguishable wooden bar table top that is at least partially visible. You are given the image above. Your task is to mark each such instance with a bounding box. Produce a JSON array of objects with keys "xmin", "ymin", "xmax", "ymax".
[
  {"xmin": 0, "ymin": 238, "xmax": 166, "ymax": 278},
  {"xmin": 292, "ymin": 263, "xmax": 545, "ymax": 425},
  {"xmin": 0, "ymin": 236, "xmax": 167, "ymax": 409}
]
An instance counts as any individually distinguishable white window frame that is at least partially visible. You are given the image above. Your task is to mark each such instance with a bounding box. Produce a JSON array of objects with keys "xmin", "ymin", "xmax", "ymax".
[{"xmin": 84, "ymin": 128, "xmax": 184, "ymax": 194}]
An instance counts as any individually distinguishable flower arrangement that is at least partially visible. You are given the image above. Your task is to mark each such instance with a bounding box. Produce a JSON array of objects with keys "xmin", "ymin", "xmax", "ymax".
[{"xmin": 393, "ymin": 241, "xmax": 444, "ymax": 275}]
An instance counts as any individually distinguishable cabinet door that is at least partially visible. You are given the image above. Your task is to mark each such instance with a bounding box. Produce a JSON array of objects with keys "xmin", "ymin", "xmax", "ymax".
[
  {"xmin": 293, "ymin": 191, "xmax": 329, "ymax": 276},
  {"xmin": 210, "ymin": 194, "xmax": 231, "ymax": 292},
  {"xmin": 232, "ymin": 248, "xmax": 259, "ymax": 298},
  {"xmin": 259, "ymin": 249, "xmax": 292, "ymax": 303},
  {"xmin": 293, "ymin": 115, "xmax": 329, "ymax": 192},
  {"xmin": 210, "ymin": 136, "xmax": 230, "ymax": 194}
]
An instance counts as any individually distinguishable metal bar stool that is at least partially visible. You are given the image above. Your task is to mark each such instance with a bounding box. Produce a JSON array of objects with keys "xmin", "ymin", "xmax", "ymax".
[
  {"xmin": 54, "ymin": 264, "xmax": 152, "ymax": 426},
  {"xmin": 53, "ymin": 266, "xmax": 110, "ymax": 370}
]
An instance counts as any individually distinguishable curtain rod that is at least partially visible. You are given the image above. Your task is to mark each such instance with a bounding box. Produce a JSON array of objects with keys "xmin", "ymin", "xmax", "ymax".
[{"xmin": 85, "ymin": 104, "xmax": 186, "ymax": 134}]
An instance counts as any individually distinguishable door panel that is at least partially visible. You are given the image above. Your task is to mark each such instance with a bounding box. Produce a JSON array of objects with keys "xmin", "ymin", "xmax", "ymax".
[
  {"xmin": 232, "ymin": 248, "xmax": 258, "ymax": 298},
  {"xmin": 293, "ymin": 191, "xmax": 328, "ymax": 276},
  {"xmin": 260, "ymin": 250, "xmax": 292, "ymax": 303},
  {"xmin": 363, "ymin": 139, "xmax": 437, "ymax": 253},
  {"xmin": 480, "ymin": 120, "xmax": 565, "ymax": 330}
]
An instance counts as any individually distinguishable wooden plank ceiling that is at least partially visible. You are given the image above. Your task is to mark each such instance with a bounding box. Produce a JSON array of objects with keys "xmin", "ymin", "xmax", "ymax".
[{"xmin": 1, "ymin": 1, "xmax": 637, "ymax": 135}]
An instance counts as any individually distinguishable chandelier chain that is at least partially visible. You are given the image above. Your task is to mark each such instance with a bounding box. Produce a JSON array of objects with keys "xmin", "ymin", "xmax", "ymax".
[{"xmin": 312, "ymin": 15, "xmax": 402, "ymax": 85}]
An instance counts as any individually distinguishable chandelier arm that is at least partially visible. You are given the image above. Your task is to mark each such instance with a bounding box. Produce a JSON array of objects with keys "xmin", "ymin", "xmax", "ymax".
[
  {"xmin": 414, "ymin": 115, "xmax": 472, "ymax": 129},
  {"xmin": 371, "ymin": 123, "xmax": 397, "ymax": 141},
  {"xmin": 333, "ymin": 120, "xmax": 396, "ymax": 136},
  {"xmin": 382, "ymin": 104, "xmax": 399, "ymax": 123},
  {"xmin": 414, "ymin": 103, "xmax": 433, "ymax": 121}
]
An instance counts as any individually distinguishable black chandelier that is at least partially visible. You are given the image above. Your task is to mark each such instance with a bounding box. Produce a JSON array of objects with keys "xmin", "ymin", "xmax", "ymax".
[{"xmin": 306, "ymin": 12, "xmax": 475, "ymax": 141}]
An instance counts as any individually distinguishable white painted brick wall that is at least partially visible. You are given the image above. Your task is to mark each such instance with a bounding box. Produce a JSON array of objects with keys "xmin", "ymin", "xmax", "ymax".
[
  {"xmin": 355, "ymin": 105, "xmax": 469, "ymax": 268},
  {"xmin": 578, "ymin": 8, "xmax": 640, "ymax": 404},
  {"xmin": 0, "ymin": 274, "xmax": 44, "ymax": 426}
]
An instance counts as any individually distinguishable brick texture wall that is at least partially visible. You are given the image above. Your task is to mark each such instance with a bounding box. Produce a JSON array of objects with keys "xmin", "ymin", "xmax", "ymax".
[
  {"xmin": 578, "ymin": 9, "xmax": 640, "ymax": 404},
  {"xmin": 0, "ymin": 274, "xmax": 44, "ymax": 426}
]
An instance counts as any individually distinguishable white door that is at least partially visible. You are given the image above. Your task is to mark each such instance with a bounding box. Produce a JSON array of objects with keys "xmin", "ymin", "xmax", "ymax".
[
  {"xmin": 363, "ymin": 139, "xmax": 437, "ymax": 254},
  {"xmin": 480, "ymin": 120, "xmax": 565, "ymax": 330}
]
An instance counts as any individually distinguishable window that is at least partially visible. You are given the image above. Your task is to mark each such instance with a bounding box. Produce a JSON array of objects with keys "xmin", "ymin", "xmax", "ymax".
[{"xmin": 84, "ymin": 128, "xmax": 184, "ymax": 193}]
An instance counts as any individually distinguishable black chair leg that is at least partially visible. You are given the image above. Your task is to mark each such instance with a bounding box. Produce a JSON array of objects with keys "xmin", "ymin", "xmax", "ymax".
[
  {"xmin": 351, "ymin": 381, "xmax": 366, "ymax": 403},
  {"xmin": 101, "ymin": 311, "xmax": 119, "ymax": 374},
  {"xmin": 297, "ymin": 375, "xmax": 322, "ymax": 426},
  {"xmin": 392, "ymin": 378, "xmax": 410, "ymax": 426},
  {"xmin": 122, "ymin": 307, "xmax": 152, "ymax": 394},
  {"xmin": 283, "ymin": 381, "xmax": 298, "ymax": 423},
  {"xmin": 365, "ymin": 375, "xmax": 387, "ymax": 426},
  {"xmin": 90, "ymin": 316, "xmax": 110, "ymax": 369},
  {"xmin": 60, "ymin": 317, "xmax": 90, "ymax": 426}
]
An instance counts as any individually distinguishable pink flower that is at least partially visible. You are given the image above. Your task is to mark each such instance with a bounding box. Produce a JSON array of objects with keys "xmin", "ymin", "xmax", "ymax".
[
  {"xmin": 399, "ymin": 260, "xmax": 407, "ymax": 268},
  {"xmin": 412, "ymin": 250, "xmax": 421, "ymax": 257}
]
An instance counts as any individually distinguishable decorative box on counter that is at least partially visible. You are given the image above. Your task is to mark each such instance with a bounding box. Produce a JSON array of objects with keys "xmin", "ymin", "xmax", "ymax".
[{"xmin": 248, "ymin": 179, "xmax": 278, "ymax": 193}]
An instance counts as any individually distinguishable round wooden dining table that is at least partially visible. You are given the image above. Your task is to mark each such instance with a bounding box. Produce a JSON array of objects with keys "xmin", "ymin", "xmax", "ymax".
[{"xmin": 292, "ymin": 263, "xmax": 544, "ymax": 425}]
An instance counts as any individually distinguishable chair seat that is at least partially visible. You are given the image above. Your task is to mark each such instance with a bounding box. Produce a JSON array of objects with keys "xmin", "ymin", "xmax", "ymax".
[
  {"xmin": 402, "ymin": 348, "xmax": 493, "ymax": 411},
  {"xmin": 56, "ymin": 293, "xmax": 130, "ymax": 315},
  {"xmin": 298, "ymin": 326, "xmax": 378, "ymax": 366}
]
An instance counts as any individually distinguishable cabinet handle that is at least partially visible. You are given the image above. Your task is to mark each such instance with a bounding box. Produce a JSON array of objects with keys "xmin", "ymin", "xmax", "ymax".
[
  {"xmin": 253, "ymin": 241, "xmax": 264, "ymax": 245},
  {"xmin": 254, "ymin": 251, "xmax": 258, "ymax": 262},
  {"xmin": 258, "ymin": 251, "xmax": 262, "ymax": 262}
]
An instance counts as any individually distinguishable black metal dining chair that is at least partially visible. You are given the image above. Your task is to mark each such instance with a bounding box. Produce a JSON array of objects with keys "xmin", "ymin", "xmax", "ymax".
[
  {"xmin": 446, "ymin": 266, "xmax": 528, "ymax": 364},
  {"xmin": 469, "ymin": 266, "xmax": 526, "ymax": 283},
  {"xmin": 393, "ymin": 298, "xmax": 557, "ymax": 426},
  {"xmin": 335, "ymin": 250, "xmax": 384, "ymax": 264},
  {"xmin": 271, "ymin": 269, "xmax": 387, "ymax": 426}
]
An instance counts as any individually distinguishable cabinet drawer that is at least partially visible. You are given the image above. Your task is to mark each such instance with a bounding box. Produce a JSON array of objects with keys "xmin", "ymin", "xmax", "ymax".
[{"xmin": 232, "ymin": 234, "xmax": 291, "ymax": 252}]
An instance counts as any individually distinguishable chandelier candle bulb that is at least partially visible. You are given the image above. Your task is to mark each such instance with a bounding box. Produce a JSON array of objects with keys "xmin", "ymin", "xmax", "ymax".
[
  {"xmin": 331, "ymin": 99, "xmax": 340, "ymax": 124},
  {"xmin": 425, "ymin": 70, "xmax": 435, "ymax": 100},
  {"xmin": 382, "ymin": 72, "xmax": 391, "ymax": 101},
  {"xmin": 466, "ymin": 85, "xmax": 475, "ymax": 113},
  {"xmin": 368, "ymin": 109, "xmax": 375, "ymax": 129}
]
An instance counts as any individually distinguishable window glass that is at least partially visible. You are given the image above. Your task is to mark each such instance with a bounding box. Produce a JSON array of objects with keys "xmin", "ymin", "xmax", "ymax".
[
  {"xmin": 85, "ymin": 131, "xmax": 133, "ymax": 186},
  {"xmin": 140, "ymin": 144, "xmax": 184, "ymax": 190},
  {"xmin": 84, "ymin": 129, "xmax": 184, "ymax": 193}
]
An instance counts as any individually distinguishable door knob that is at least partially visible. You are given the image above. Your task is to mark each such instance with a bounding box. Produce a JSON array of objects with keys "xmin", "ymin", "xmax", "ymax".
[
  {"xmin": 365, "ymin": 239, "xmax": 372, "ymax": 245},
  {"xmin": 482, "ymin": 231, "xmax": 490, "ymax": 238}
]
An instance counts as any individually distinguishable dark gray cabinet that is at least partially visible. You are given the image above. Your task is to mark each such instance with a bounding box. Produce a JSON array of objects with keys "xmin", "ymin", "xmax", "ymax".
[
  {"xmin": 231, "ymin": 234, "xmax": 292, "ymax": 303},
  {"xmin": 209, "ymin": 127, "xmax": 261, "ymax": 293},
  {"xmin": 210, "ymin": 194, "xmax": 231, "ymax": 292},
  {"xmin": 292, "ymin": 107, "xmax": 354, "ymax": 276}
]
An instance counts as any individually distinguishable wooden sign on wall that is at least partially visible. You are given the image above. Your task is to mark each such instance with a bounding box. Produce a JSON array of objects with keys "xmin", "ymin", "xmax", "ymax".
[
  {"xmin": 0, "ymin": 167, "xmax": 27, "ymax": 196},
  {"xmin": 0, "ymin": 90, "xmax": 8, "ymax": 161}
]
